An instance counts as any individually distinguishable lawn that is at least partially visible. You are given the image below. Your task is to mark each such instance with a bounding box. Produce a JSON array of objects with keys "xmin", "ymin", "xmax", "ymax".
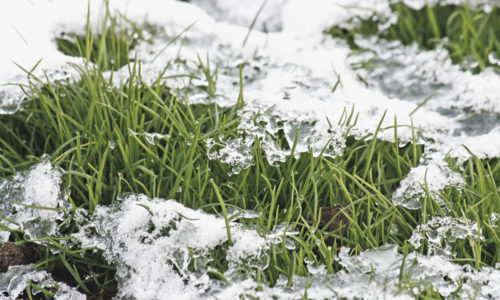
[{"xmin": 1, "ymin": 0, "xmax": 500, "ymax": 299}]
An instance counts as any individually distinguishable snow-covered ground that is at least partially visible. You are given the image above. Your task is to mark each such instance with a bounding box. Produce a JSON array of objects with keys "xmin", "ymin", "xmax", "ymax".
[{"xmin": 1, "ymin": 0, "xmax": 500, "ymax": 299}]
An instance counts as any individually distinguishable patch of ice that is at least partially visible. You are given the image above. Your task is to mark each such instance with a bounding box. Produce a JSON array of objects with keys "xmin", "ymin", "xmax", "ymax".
[
  {"xmin": 392, "ymin": 153, "xmax": 464, "ymax": 209},
  {"xmin": 74, "ymin": 193, "xmax": 294, "ymax": 299},
  {"xmin": 226, "ymin": 207, "xmax": 260, "ymax": 220},
  {"xmin": 0, "ymin": 161, "xmax": 69, "ymax": 241},
  {"xmin": 0, "ymin": 264, "xmax": 85, "ymax": 300},
  {"xmin": 352, "ymin": 38, "xmax": 500, "ymax": 119},
  {"xmin": 409, "ymin": 216, "xmax": 483, "ymax": 257},
  {"xmin": 207, "ymin": 136, "xmax": 255, "ymax": 175}
]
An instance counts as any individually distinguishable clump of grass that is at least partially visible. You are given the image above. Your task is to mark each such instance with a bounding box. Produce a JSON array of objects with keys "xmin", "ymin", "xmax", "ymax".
[
  {"xmin": 328, "ymin": 3, "xmax": 500, "ymax": 73},
  {"xmin": 55, "ymin": 5, "xmax": 160, "ymax": 71}
]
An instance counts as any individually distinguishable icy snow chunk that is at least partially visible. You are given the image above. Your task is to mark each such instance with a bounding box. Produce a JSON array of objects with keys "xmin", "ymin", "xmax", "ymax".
[
  {"xmin": 54, "ymin": 283, "xmax": 87, "ymax": 300},
  {"xmin": 0, "ymin": 265, "xmax": 49, "ymax": 300},
  {"xmin": 0, "ymin": 161, "xmax": 68, "ymax": 241},
  {"xmin": 409, "ymin": 216, "xmax": 483, "ymax": 257},
  {"xmin": 0, "ymin": 85, "xmax": 25, "ymax": 115},
  {"xmin": 392, "ymin": 154, "xmax": 464, "ymax": 209},
  {"xmin": 74, "ymin": 193, "xmax": 292, "ymax": 299},
  {"xmin": 207, "ymin": 137, "xmax": 255, "ymax": 175},
  {"xmin": 0, "ymin": 264, "xmax": 85, "ymax": 300}
]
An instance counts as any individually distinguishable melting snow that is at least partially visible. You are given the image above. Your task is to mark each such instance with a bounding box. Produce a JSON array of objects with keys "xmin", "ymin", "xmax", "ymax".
[
  {"xmin": 0, "ymin": 161, "xmax": 69, "ymax": 242},
  {"xmin": 74, "ymin": 193, "xmax": 294, "ymax": 299},
  {"xmin": 409, "ymin": 216, "xmax": 483, "ymax": 257},
  {"xmin": 0, "ymin": 264, "xmax": 85, "ymax": 300}
]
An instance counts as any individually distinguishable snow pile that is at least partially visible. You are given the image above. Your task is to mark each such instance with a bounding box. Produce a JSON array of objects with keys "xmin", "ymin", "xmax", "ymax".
[
  {"xmin": 189, "ymin": 0, "xmax": 288, "ymax": 32},
  {"xmin": 0, "ymin": 161, "xmax": 69, "ymax": 241},
  {"xmin": 392, "ymin": 152, "xmax": 465, "ymax": 209},
  {"xmin": 74, "ymin": 193, "xmax": 294, "ymax": 299}
]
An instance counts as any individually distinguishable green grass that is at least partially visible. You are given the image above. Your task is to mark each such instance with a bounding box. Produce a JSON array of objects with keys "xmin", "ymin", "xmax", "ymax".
[
  {"xmin": 1, "ymin": 4, "xmax": 500, "ymax": 299},
  {"xmin": 55, "ymin": 5, "xmax": 160, "ymax": 71},
  {"xmin": 328, "ymin": 3, "xmax": 500, "ymax": 73}
]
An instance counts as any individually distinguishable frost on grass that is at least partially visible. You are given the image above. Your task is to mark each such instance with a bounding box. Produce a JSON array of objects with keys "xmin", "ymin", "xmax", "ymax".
[
  {"xmin": 409, "ymin": 216, "xmax": 483, "ymax": 257},
  {"xmin": 0, "ymin": 264, "xmax": 85, "ymax": 300},
  {"xmin": 0, "ymin": 161, "xmax": 68, "ymax": 242},
  {"xmin": 74, "ymin": 193, "xmax": 294, "ymax": 299}
]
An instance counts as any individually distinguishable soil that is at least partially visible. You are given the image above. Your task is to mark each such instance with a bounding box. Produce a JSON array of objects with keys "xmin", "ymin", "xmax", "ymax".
[
  {"xmin": 317, "ymin": 205, "xmax": 351, "ymax": 246},
  {"xmin": 0, "ymin": 242, "xmax": 38, "ymax": 272}
]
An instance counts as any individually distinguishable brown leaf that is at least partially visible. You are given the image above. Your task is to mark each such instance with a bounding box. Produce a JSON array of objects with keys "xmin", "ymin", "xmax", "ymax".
[
  {"xmin": 0, "ymin": 242, "xmax": 38, "ymax": 272},
  {"xmin": 317, "ymin": 205, "xmax": 351, "ymax": 246}
]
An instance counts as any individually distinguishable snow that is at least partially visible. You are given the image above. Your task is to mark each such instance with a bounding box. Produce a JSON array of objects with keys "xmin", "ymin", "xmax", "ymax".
[
  {"xmin": 409, "ymin": 216, "xmax": 483, "ymax": 257},
  {"xmin": 0, "ymin": 264, "xmax": 85, "ymax": 300},
  {"xmin": 74, "ymin": 193, "xmax": 294, "ymax": 299},
  {"xmin": 0, "ymin": 161, "xmax": 69, "ymax": 242}
]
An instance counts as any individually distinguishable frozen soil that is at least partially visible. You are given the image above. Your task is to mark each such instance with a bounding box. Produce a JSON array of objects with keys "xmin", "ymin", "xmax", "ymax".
[{"xmin": 1, "ymin": 0, "xmax": 500, "ymax": 299}]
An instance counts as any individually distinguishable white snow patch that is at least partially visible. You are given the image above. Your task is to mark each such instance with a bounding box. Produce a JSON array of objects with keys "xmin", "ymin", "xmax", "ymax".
[
  {"xmin": 74, "ymin": 193, "xmax": 294, "ymax": 299},
  {"xmin": 392, "ymin": 153, "xmax": 465, "ymax": 209},
  {"xmin": 189, "ymin": 0, "xmax": 288, "ymax": 32},
  {"xmin": 0, "ymin": 161, "xmax": 69, "ymax": 241},
  {"xmin": 0, "ymin": 264, "xmax": 85, "ymax": 300},
  {"xmin": 2, "ymin": 0, "xmax": 500, "ymax": 298}
]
